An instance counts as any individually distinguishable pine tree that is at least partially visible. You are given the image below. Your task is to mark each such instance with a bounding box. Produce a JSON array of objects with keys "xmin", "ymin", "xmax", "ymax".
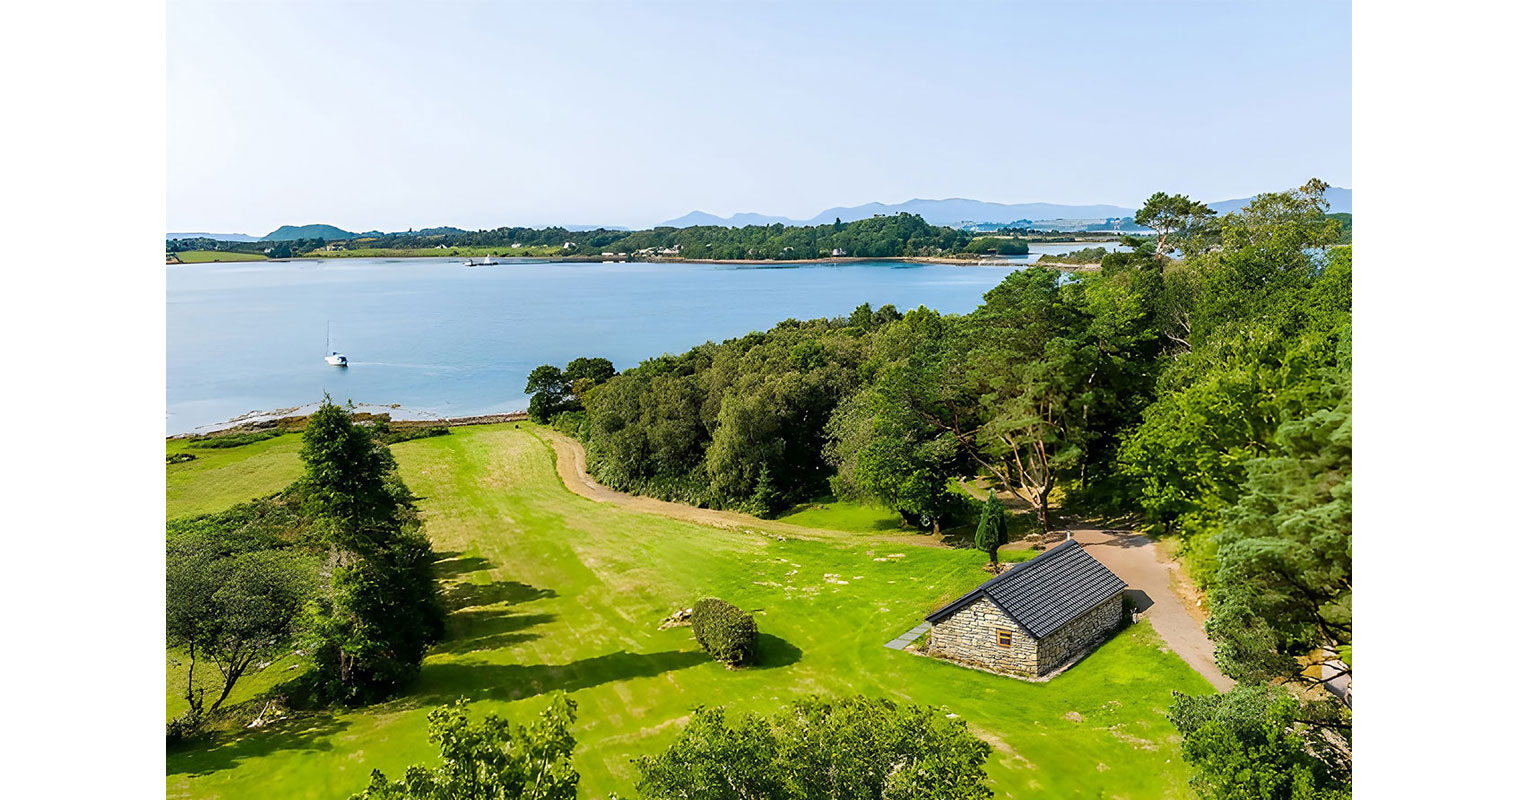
[
  {"xmin": 974, "ymin": 490, "xmax": 1008, "ymax": 566},
  {"xmin": 298, "ymin": 397, "xmax": 444, "ymax": 703}
]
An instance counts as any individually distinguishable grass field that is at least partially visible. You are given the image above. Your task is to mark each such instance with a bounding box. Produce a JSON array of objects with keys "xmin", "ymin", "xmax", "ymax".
[
  {"xmin": 165, "ymin": 424, "xmax": 1211, "ymax": 799},
  {"xmin": 166, "ymin": 434, "xmax": 302, "ymax": 518},
  {"xmin": 169, "ymin": 250, "xmax": 267, "ymax": 263},
  {"xmin": 774, "ymin": 497, "xmax": 905, "ymax": 533}
]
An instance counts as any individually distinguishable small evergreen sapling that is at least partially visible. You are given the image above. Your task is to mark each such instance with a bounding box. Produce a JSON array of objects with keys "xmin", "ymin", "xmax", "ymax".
[{"xmin": 974, "ymin": 491, "xmax": 1008, "ymax": 566}]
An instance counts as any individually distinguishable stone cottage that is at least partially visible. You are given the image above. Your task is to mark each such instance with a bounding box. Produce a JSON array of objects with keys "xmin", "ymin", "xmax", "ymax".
[{"xmin": 925, "ymin": 540, "xmax": 1126, "ymax": 678}]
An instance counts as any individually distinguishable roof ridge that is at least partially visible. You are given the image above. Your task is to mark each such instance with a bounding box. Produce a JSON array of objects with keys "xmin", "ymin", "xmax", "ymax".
[
  {"xmin": 923, "ymin": 539, "xmax": 1125, "ymax": 639},
  {"xmin": 985, "ymin": 538, "xmax": 1078, "ymax": 584}
]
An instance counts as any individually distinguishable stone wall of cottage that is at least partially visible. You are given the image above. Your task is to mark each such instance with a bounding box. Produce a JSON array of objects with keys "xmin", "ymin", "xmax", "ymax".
[
  {"xmin": 1035, "ymin": 591, "xmax": 1125, "ymax": 674},
  {"xmin": 926, "ymin": 591, "xmax": 1126, "ymax": 678},
  {"xmin": 926, "ymin": 597, "xmax": 1039, "ymax": 676}
]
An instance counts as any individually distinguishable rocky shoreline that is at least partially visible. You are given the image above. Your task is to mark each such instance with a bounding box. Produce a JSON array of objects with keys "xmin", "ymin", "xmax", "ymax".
[{"xmin": 168, "ymin": 408, "xmax": 528, "ymax": 439}]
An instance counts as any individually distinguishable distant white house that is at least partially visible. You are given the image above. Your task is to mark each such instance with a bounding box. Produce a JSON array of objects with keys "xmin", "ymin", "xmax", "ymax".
[{"xmin": 831, "ymin": 248, "xmax": 847, "ymax": 257}]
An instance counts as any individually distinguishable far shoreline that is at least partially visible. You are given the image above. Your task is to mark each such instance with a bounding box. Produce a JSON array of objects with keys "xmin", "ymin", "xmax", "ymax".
[{"xmin": 169, "ymin": 252, "xmax": 1104, "ymax": 272}]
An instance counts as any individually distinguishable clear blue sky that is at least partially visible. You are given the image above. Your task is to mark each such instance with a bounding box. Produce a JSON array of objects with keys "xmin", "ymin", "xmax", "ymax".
[{"xmin": 168, "ymin": 0, "xmax": 1350, "ymax": 234}]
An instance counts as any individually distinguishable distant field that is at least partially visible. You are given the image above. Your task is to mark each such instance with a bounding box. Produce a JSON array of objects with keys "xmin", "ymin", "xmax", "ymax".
[
  {"xmin": 165, "ymin": 424, "xmax": 1211, "ymax": 799},
  {"xmin": 170, "ymin": 250, "xmax": 266, "ymax": 263}
]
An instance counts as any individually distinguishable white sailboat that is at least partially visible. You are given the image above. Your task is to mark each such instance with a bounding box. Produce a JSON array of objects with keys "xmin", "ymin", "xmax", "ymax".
[{"xmin": 325, "ymin": 322, "xmax": 348, "ymax": 367}]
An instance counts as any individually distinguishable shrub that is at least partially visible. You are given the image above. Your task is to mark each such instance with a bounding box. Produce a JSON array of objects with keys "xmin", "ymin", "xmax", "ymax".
[
  {"xmin": 167, "ymin": 452, "xmax": 197, "ymax": 464},
  {"xmin": 188, "ymin": 430, "xmax": 284, "ymax": 449},
  {"xmin": 549, "ymin": 410, "xmax": 588, "ymax": 438},
  {"xmin": 165, "ymin": 710, "xmax": 204, "ymax": 746},
  {"xmin": 690, "ymin": 598, "xmax": 757, "ymax": 666},
  {"xmin": 370, "ymin": 423, "xmax": 450, "ymax": 445}
]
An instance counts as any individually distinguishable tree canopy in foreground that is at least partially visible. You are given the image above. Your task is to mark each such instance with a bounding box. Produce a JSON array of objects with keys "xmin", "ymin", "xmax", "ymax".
[
  {"xmin": 633, "ymin": 695, "xmax": 993, "ymax": 800},
  {"xmin": 351, "ymin": 697, "xmax": 579, "ymax": 800}
]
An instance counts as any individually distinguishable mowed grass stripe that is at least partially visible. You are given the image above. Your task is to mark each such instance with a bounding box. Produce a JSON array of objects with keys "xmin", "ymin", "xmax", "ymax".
[{"xmin": 167, "ymin": 423, "xmax": 1210, "ymax": 799}]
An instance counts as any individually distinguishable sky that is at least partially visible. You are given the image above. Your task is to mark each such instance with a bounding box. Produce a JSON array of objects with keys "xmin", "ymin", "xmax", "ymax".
[{"xmin": 167, "ymin": 0, "xmax": 1351, "ymax": 234}]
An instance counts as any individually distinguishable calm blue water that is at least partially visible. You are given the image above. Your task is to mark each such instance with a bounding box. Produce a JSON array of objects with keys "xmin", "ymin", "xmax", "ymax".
[{"xmin": 166, "ymin": 243, "xmax": 1112, "ymax": 434}]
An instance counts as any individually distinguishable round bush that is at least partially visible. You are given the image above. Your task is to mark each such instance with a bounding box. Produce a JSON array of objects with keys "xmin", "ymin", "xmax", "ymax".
[{"xmin": 690, "ymin": 598, "xmax": 757, "ymax": 666}]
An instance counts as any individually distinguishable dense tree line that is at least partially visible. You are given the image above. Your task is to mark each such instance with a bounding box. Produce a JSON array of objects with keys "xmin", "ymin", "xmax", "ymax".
[
  {"xmin": 166, "ymin": 236, "xmax": 329, "ymax": 256},
  {"xmin": 168, "ymin": 214, "xmax": 1028, "ymax": 261},
  {"xmin": 167, "ymin": 400, "xmax": 445, "ymax": 738},
  {"xmin": 541, "ymin": 306, "xmax": 897, "ymax": 514},
  {"xmin": 544, "ymin": 180, "xmax": 1351, "ymax": 794},
  {"xmin": 357, "ymin": 213, "xmax": 991, "ymax": 259}
]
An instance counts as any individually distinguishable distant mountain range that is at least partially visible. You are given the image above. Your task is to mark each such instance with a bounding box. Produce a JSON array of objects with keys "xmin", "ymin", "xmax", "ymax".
[
  {"xmin": 170, "ymin": 187, "xmax": 1351, "ymax": 242},
  {"xmin": 166, "ymin": 231, "xmax": 261, "ymax": 242},
  {"xmin": 1206, "ymin": 186, "xmax": 1352, "ymax": 216},
  {"xmin": 655, "ymin": 187, "xmax": 1352, "ymax": 229},
  {"xmin": 657, "ymin": 199, "xmax": 1136, "ymax": 229}
]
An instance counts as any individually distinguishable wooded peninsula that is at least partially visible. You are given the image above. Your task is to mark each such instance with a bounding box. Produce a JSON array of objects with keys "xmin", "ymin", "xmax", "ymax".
[{"xmin": 168, "ymin": 213, "xmax": 1037, "ymax": 263}]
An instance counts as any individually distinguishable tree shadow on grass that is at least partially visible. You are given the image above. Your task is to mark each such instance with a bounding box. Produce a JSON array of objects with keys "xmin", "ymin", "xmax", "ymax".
[
  {"xmin": 406, "ymin": 649, "xmax": 710, "ymax": 706},
  {"xmin": 166, "ymin": 711, "xmax": 352, "ymax": 778},
  {"xmin": 443, "ymin": 580, "xmax": 556, "ymax": 612},
  {"xmin": 432, "ymin": 551, "xmax": 493, "ymax": 580},
  {"xmin": 748, "ymin": 632, "xmax": 803, "ymax": 670},
  {"xmin": 432, "ymin": 609, "xmax": 558, "ymax": 655}
]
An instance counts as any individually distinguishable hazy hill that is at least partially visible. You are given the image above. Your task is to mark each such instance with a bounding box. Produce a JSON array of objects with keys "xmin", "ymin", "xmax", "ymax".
[
  {"xmin": 657, "ymin": 210, "xmax": 797, "ymax": 228},
  {"xmin": 262, "ymin": 224, "xmax": 359, "ymax": 241},
  {"xmin": 1208, "ymin": 186, "xmax": 1352, "ymax": 215},
  {"xmin": 166, "ymin": 232, "xmax": 260, "ymax": 242}
]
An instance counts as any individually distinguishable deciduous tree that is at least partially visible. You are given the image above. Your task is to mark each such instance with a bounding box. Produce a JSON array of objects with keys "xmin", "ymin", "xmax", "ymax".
[
  {"xmin": 352, "ymin": 697, "xmax": 579, "ymax": 800},
  {"xmin": 167, "ymin": 534, "xmax": 312, "ymax": 715},
  {"xmin": 1169, "ymin": 685, "xmax": 1350, "ymax": 800},
  {"xmin": 1135, "ymin": 192, "xmax": 1217, "ymax": 255}
]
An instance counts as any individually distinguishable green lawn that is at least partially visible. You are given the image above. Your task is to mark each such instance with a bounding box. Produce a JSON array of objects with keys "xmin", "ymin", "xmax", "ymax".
[
  {"xmin": 170, "ymin": 250, "xmax": 267, "ymax": 263},
  {"xmin": 166, "ymin": 434, "xmax": 302, "ymax": 518},
  {"xmin": 775, "ymin": 497, "xmax": 905, "ymax": 533},
  {"xmin": 166, "ymin": 424, "xmax": 1211, "ymax": 799}
]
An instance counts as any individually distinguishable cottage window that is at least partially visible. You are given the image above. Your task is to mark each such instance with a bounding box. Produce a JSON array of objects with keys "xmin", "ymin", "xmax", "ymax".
[{"xmin": 996, "ymin": 628, "xmax": 1013, "ymax": 647}]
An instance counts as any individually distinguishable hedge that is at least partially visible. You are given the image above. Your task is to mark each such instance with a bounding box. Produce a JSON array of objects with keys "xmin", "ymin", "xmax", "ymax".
[{"xmin": 690, "ymin": 597, "xmax": 757, "ymax": 666}]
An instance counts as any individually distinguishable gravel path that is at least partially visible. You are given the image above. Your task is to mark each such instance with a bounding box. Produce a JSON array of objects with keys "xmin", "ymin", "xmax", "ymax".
[
  {"xmin": 1058, "ymin": 526, "xmax": 1234, "ymax": 691},
  {"xmin": 538, "ymin": 429, "xmax": 924, "ymax": 544}
]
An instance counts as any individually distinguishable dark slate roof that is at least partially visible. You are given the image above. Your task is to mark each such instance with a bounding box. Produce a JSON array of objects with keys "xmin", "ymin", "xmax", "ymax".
[{"xmin": 924, "ymin": 540, "xmax": 1126, "ymax": 639}]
